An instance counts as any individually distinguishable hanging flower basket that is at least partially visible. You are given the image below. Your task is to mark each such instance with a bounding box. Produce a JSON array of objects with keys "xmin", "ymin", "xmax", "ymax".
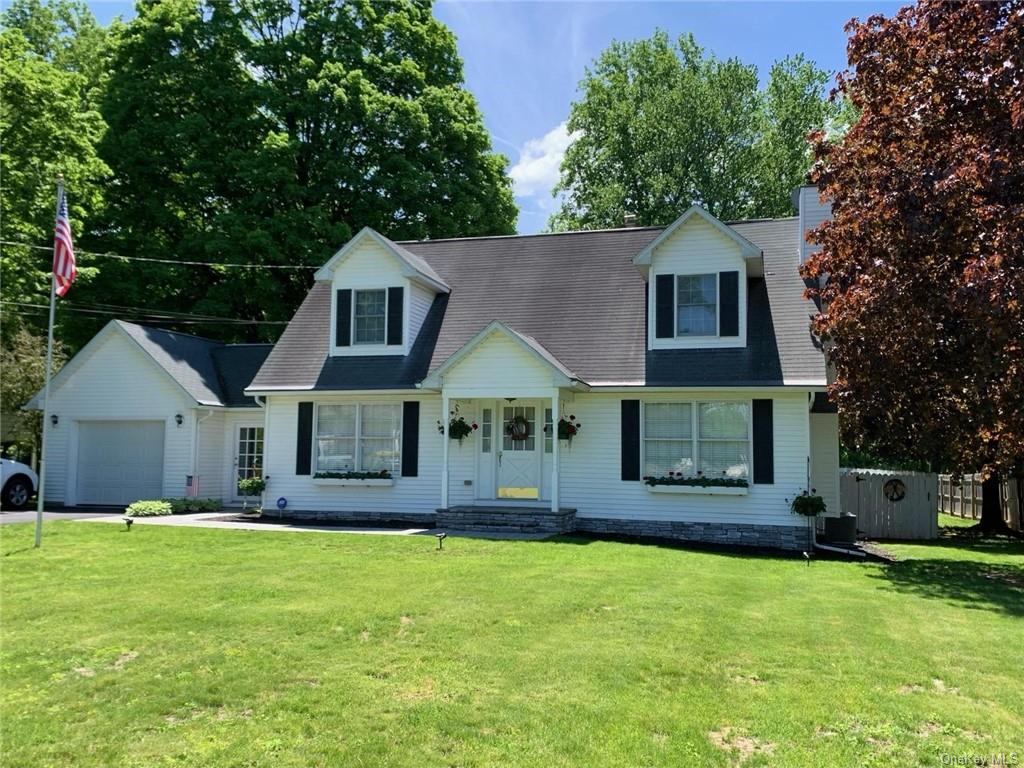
[
  {"xmin": 505, "ymin": 414, "xmax": 530, "ymax": 441},
  {"xmin": 437, "ymin": 405, "xmax": 478, "ymax": 443},
  {"xmin": 544, "ymin": 415, "xmax": 582, "ymax": 442}
]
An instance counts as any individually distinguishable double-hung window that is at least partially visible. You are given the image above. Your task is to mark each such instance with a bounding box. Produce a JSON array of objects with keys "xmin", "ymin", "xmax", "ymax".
[
  {"xmin": 643, "ymin": 401, "xmax": 749, "ymax": 480},
  {"xmin": 676, "ymin": 274, "xmax": 717, "ymax": 336},
  {"xmin": 353, "ymin": 289, "xmax": 387, "ymax": 345},
  {"xmin": 315, "ymin": 403, "xmax": 401, "ymax": 474}
]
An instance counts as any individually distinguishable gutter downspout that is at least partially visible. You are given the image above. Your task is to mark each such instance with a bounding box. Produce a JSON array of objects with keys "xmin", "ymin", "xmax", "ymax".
[{"xmin": 192, "ymin": 409, "xmax": 214, "ymax": 498}]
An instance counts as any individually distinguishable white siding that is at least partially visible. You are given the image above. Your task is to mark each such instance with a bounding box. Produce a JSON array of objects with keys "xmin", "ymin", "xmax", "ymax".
[
  {"xmin": 798, "ymin": 186, "xmax": 832, "ymax": 264},
  {"xmin": 562, "ymin": 392, "xmax": 809, "ymax": 527},
  {"xmin": 329, "ymin": 239, "xmax": 410, "ymax": 356},
  {"xmin": 442, "ymin": 332, "xmax": 562, "ymax": 394},
  {"xmin": 262, "ymin": 393, "xmax": 441, "ymax": 515},
  {"xmin": 647, "ymin": 215, "xmax": 747, "ymax": 350},
  {"xmin": 263, "ymin": 389, "xmax": 812, "ymax": 529},
  {"xmin": 409, "ymin": 283, "xmax": 436, "ymax": 348},
  {"xmin": 195, "ymin": 410, "xmax": 225, "ymax": 500},
  {"xmin": 809, "ymin": 412, "xmax": 840, "ymax": 516},
  {"xmin": 40, "ymin": 330, "xmax": 196, "ymax": 506}
]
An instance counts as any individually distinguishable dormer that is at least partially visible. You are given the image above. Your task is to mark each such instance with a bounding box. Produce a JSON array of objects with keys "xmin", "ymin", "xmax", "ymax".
[
  {"xmin": 633, "ymin": 206, "xmax": 762, "ymax": 351},
  {"xmin": 313, "ymin": 228, "xmax": 450, "ymax": 356},
  {"xmin": 793, "ymin": 185, "xmax": 832, "ymax": 264}
]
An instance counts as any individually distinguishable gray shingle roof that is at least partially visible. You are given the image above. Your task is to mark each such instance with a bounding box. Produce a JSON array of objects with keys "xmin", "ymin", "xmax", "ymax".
[
  {"xmin": 248, "ymin": 218, "xmax": 825, "ymax": 391},
  {"xmin": 117, "ymin": 321, "xmax": 271, "ymax": 406}
]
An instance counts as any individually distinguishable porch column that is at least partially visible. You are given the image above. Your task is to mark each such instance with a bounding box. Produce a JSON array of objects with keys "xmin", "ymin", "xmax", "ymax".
[
  {"xmin": 550, "ymin": 390, "xmax": 560, "ymax": 512},
  {"xmin": 440, "ymin": 392, "xmax": 450, "ymax": 509}
]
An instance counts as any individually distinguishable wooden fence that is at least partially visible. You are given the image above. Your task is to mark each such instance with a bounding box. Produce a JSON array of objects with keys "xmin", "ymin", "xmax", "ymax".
[
  {"xmin": 937, "ymin": 474, "xmax": 1022, "ymax": 531},
  {"xmin": 839, "ymin": 468, "xmax": 939, "ymax": 540}
]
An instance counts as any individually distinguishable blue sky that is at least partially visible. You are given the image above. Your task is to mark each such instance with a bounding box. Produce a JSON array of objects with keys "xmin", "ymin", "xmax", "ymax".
[{"xmin": 85, "ymin": 1, "xmax": 902, "ymax": 234}]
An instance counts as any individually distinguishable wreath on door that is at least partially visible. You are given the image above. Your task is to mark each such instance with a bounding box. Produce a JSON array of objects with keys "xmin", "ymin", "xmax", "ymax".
[{"xmin": 505, "ymin": 414, "xmax": 530, "ymax": 441}]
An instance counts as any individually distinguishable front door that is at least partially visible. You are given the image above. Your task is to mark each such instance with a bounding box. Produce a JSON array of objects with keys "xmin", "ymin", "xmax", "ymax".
[
  {"xmin": 233, "ymin": 424, "xmax": 264, "ymax": 501},
  {"xmin": 497, "ymin": 403, "xmax": 541, "ymax": 499}
]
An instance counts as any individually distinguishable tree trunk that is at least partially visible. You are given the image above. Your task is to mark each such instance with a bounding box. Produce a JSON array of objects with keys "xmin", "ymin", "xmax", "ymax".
[{"xmin": 979, "ymin": 472, "xmax": 1009, "ymax": 532}]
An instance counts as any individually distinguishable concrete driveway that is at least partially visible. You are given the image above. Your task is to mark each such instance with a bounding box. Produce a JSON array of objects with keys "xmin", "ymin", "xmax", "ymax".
[{"xmin": 0, "ymin": 508, "xmax": 120, "ymax": 524}]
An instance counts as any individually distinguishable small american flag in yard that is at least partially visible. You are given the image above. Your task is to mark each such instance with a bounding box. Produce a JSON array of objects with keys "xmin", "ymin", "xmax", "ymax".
[{"xmin": 53, "ymin": 190, "xmax": 76, "ymax": 296}]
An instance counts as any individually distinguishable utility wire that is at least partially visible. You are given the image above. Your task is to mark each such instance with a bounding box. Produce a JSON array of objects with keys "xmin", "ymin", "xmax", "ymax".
[
  {"xmin": 0, "ymin": 239, "xmax": 319, "ymax": 270},
  {"xmin": 1, "ymin": 300, "xmax": 288, "ymax": 325}
]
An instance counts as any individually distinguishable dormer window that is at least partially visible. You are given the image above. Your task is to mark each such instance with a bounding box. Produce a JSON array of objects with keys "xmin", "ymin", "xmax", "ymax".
[
  {"xmin": 334, "ymin": 286, "xmax": 404, "ymax": 350},
  {"xmin": 353, "ymin": 289, "xmax": 387, "ymax": 345},
  {"xmin": 676, "ymin": 274, "xmax": 717, "ymax": 336}
]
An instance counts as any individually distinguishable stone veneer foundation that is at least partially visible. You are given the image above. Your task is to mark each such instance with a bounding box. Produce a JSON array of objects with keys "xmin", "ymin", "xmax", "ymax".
[
  {"xmin": 575, "ymin": 517, "xmax": 813, "ymax": 551},
  {"xmin": 261, "ymin": 507, "xmax": 811, "ymax": 550}
]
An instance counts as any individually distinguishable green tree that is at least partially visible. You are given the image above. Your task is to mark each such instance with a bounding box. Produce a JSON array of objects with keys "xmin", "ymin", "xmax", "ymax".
[
  {"xmin": 0, "ymin": 328, "xmax": 66, "ymax": 460},
  {"xmin": 753, "ymin": 54, "xmax": 841, "ymax": 218},
  {"xmin": 0, "ymin": 2, "xmax": 109, "ymax": 341},
  {"xmin": 551, "ymin": 32, "xmax": 838, "ymax": 229},
  {"xmin": 87, "ymin": 0, "xmax": 516, "ymax": 346}
]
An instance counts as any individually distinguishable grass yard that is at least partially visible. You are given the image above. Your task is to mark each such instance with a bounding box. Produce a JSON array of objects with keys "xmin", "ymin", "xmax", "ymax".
[{"xmin": 2, "ymin": 521, "xmax": 1022, "ymax": 767}]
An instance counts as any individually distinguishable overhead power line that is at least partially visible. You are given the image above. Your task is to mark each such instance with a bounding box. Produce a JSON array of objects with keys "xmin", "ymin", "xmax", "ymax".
[
  {"xmin": 0, "ymin": 239, "xmax": 318, "ymax": 270},
  {"xmin": 1, "ymin": 300, "xmax": 289, "ymax": 325}
]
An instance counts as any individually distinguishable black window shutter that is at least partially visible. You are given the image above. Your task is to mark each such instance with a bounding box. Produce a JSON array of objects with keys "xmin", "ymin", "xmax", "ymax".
[
  {"xmin": 621, "ymin": 399, "xmax": 641, "ymax": 481},
  {"xmin": 335, "ymin": 289, "xmax": 352, "ymax": 347},
  {"xmin": 752, "ymin": 399, "xmax": 774, "ymax": 484},
  {"xmin": 719, "ymin": 271, "xmax": 739, "ymax": 337},
  {"xmin": 401, "ymin": 401, "xmax": 419, "ymax": 477},
  {"xmin": 296, "ymin": 402, "xmax": 314, "ymax": 475},
  {"xmin": 387, "ymin": 286, "xmax": 404, "ymax": 346},
  {"xmin": 655, "ymin": 274, "xmax": 675, "ymax": 338}
]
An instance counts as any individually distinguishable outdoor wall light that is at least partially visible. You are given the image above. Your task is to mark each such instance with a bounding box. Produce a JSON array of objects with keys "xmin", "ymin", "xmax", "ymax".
[
  {"xmin": 50, "ymin": 414, "xmax": 59, "ymax": 427},
  {"xmin": 175, "ymin": 413, "xmax": 184, "ymax": 427}
]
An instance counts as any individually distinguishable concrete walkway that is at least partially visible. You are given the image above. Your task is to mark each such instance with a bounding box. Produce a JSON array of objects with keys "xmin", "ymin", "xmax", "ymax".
[
  {"xmin": 0, "ymin": 509, "xmax": 117, "ymax": 525},
  {"xmin": 78, "ymin": 513, "xmax": 553, "ymax": 540}
]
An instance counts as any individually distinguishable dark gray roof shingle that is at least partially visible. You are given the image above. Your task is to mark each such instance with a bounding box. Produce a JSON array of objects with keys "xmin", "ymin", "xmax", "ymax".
[
  {"xmin": 117, "ymin": 321, "xmax": 270, "ymax": 406},
  {"xmin": 248, "ymin": 218, "xmax": 825, "ymax": 391}
]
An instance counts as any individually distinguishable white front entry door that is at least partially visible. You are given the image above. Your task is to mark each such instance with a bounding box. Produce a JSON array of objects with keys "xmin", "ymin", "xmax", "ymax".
[
  {"xmin": 232, "ymin": 424, "xmax": 264, "ymax": 502},
  {"xmin": 497, "ymin": 403, "xmax": 542, "ymax": 499}
]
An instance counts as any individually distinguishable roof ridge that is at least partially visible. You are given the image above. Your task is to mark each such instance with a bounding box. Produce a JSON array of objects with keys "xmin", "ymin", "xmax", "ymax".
[
  {"xmin": 116, "ymin": 319, "xmax": 224, "ymax": 346},
  {"xmin": 397, "ymin": 215, "xmax": 798, "ymax": 245}
]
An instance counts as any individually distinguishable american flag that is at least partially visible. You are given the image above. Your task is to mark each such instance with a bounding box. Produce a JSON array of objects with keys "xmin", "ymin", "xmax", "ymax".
[{"xmin": 53, "ymin": 190, "xmax": 76, "ymax": 297}]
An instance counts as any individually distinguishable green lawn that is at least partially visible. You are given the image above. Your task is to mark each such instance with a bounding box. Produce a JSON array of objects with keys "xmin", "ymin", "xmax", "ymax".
[{"xmin": 2, "ymin": 522, "xmax": 1022, "ymax": 767}]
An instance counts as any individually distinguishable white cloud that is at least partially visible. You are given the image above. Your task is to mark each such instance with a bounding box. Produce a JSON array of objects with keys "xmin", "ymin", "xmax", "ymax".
[{"xmin": 508, "ymin": 122, "xmax": 576, "ymax": 200}]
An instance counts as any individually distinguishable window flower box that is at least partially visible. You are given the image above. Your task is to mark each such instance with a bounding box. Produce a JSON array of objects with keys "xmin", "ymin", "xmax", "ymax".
[
  {"xmin": 313, "ymin": 471, "xmax": 394, "ymax": 487},
  {"xmin": 643, "ymin": 474, "xmax": 749, "ymax": 495},
  {"xmin": 646, "ymin": 484, "xmax": 748, "ymax": 496}
]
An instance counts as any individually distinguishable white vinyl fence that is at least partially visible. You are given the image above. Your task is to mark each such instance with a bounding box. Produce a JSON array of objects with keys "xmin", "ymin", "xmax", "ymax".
[
  {"xmin": 938, "ymin": 474, "xmax": 1022, "ymax": 531},
  {"xmin": 839, "ymin": 468, "xmax": 939, "ymax": 540}
]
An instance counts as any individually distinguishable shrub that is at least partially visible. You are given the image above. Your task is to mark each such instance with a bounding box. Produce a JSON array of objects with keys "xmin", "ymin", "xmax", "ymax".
[
  {"xmin": 162, "ymin": 498, "xmax": 223, "ymax": 514},
  {"xmin": 125, "ymin": 500, "xmax": 172, "ymax": 517}
]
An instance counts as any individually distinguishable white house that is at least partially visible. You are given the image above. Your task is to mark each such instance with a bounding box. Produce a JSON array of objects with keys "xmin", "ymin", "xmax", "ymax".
[{"xmin": 32, "ymin": 190, "xmax": 838, "ymax": 549}]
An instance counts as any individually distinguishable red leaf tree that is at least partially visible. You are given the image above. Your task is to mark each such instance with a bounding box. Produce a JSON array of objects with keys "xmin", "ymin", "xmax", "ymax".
[{"xmin": 803, "ymin": 0, "xmax": 1024, "ymax": 532}]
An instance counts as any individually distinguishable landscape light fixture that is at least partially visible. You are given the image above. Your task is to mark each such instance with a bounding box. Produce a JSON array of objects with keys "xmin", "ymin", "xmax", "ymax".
[{"xmin": 436, "ymin": 532, "xmax": 447, "ymax": 550}]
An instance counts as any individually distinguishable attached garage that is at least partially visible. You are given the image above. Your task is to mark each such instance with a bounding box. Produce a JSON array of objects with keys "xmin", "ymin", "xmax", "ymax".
[
  {"xmin": 27, "ymin": 320, "xmax": 270, "ymax": 507},
  {"xmin": 76, "ymin": 421, "xmax": 166, "ymax": 505}
]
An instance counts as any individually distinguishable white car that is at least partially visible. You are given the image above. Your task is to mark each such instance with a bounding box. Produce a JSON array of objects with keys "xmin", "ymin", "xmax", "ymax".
[{"xmin": 1, "ymin": 459, "xmax": 38, "ymax": 510}]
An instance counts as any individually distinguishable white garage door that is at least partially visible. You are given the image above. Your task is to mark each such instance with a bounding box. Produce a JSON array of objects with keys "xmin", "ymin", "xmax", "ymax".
[{"xmin": 77, "ymin": 421, "xmax": 165, "ymax": 506}]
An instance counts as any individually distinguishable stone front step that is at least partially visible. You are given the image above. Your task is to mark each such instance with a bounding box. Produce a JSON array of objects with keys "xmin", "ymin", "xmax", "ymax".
[{"xmin": 437, "ymin": 505, "xmax": 577, "ymax": 534}]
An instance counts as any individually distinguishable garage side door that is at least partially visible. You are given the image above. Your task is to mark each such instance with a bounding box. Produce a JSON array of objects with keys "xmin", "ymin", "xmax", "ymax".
[{"xmin": 77, "ymin": 421, "xmax": 165, "ymax": 505}]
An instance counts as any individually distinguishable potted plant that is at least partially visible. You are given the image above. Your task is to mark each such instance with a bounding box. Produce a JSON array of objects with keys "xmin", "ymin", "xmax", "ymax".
[
  {"xmin": 437, "ymin": 404, "xmax": 478, "ymax": 444},
  {"xmin": 545, "ymin": 415, "xmax": 582, "ymax": 444},
  {"xmin": 237, "ymin": 475, "xmax": 267, "ymax": 514},
  {"xmin": 505, "ymin": 414, "xmax": 530, "ymax": 441},
  {"xmin": 789, "ymin": 488, "xmax": 826, "ymax": 548}
]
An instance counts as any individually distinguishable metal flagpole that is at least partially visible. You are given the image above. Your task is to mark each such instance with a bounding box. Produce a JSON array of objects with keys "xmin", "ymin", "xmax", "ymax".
[{"xmin": 35, "ymin": 175, "xmax": 63, "ymax": 548}]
